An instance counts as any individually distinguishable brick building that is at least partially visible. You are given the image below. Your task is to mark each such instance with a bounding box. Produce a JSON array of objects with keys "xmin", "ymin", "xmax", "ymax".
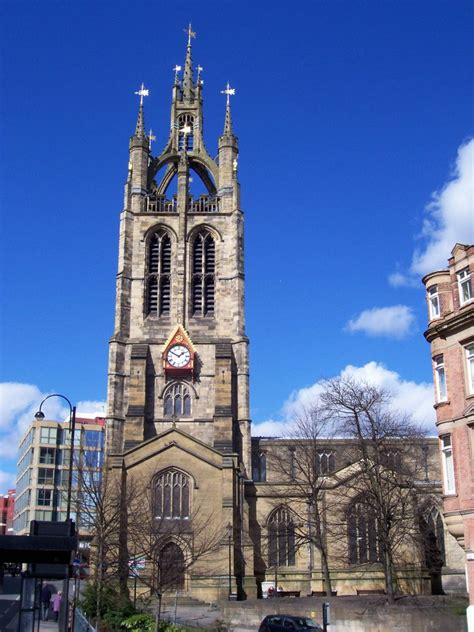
[
  {"xmin": 423, "ymin": 243, "xmax": 474, "ymax": 628},
  {"xmin": 0, "ymin": 489, "xmax": 15, "ymax": 535},
  {"xmin": 103, "ymin": 29, "xmax": 465, "ymax": 602}
]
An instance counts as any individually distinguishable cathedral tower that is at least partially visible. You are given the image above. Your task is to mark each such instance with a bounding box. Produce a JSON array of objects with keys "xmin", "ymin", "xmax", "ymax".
[
  {"xmin": 107, "ymin": 30, "xmax": 250, "ymax": 468},
  {"xmin": 106, "ymin": 28, "xmax": 254, "ymax": 600}
]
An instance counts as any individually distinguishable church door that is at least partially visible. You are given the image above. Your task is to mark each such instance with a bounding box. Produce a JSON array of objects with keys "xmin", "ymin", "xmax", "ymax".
[{"xmin": 160, "ymin": 542, "xmax": 185, "ymax": 590}]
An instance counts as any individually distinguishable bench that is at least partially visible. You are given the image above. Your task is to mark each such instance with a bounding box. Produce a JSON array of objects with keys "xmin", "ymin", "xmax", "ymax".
[
  {"xmin": 276, "ymin": 590, "xmax": 301, "ymax": 598},
  {"xmin": 311, "ymin": 590, "xmax": 337, "ymax": 596},
  {"xmin": 356, "ymin": 589, "xmax": 386, "ymax": 595}
]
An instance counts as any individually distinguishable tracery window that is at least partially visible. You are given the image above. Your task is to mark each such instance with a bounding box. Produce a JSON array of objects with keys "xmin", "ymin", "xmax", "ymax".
[
  {"xmin": 315, "ymin": 450, "xmax": 335, "ymax": 475},
  {"xmin": 268, "ymin": 507, "xmax": 296, "ymax": 567},
  {"xmin": 347, "ymin": 498, "xmax": 382, "ymax": 564},
  {"xmin": 163, "ymin": 383, "xmax": 191, "ymax": 418},
  {"xmin": 146, "ymin": 230, "xmax": 171, "ymax": 316},
  {"xmin": 192, "ymin": 231, "xmax": 215, "ymax": 316},
  {"xmin": 380, "ymin": 449, "xmax": 402, "ymax": 471},
  {"xmin": 154, "ymin": 470, "xmax": 190, "ymax": 520},
  {"xmin": 178, "ymin": 114, "xmax": 194, "ymax": 151}
]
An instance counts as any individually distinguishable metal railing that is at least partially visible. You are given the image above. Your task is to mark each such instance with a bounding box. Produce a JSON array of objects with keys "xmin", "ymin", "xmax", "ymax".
[{"xmin": 74, "ymin": 608, "xmax": 96, "ymax": 632}]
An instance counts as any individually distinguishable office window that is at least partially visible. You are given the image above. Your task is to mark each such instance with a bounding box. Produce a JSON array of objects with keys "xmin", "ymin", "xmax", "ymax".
[
  {"xmin": 457, "ymin": 268, "xmax": 472, "ymax": 305},
  {"xmin": 440, "ymin": 435, "xmax": 455, "ymax": 494},
  {"xmin": 40, "ymin": 427, "xmax": 57, "ymax": 445},
  {"xmin": 38, "ymin": 468, "xmax": 54, "ymax": 485},
  {"xmin": 39, "ymin": 447, "xmax": 56, "ymax": 465},
  {"xmin": 84, "ymin": 430, "xmax": 104, "ymax": 448},
  {"xmin": 37, "ymin": 489, "xmax": 53, "ymax": 507},
  {"xmin": 428, "ymin": 285, "xmax": 440, "ymax": 319},
  {"xmin": 434, "ymin": 355, "xmax": 447, "ymax": 402}
]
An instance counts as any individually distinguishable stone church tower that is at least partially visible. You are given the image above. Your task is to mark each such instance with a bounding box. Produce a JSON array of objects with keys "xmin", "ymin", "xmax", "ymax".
[{"xmin": 105, "ymin": 28, "xmax": 254, "ymax": 600}]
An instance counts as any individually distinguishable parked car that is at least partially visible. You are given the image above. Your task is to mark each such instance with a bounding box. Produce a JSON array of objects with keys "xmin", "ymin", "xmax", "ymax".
[{"xmin": 258, "ymin": 615, "xmax": 323, "ymax": 631}]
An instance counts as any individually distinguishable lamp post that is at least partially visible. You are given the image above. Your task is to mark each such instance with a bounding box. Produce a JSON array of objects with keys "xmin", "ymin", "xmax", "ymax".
[
  {"xmin": 227, "ymin": 523, "xmax": 232, "ymax": 599},
  {"xmin": 35, "ymin": 393, "xmax": 76, "ymax": 632}
]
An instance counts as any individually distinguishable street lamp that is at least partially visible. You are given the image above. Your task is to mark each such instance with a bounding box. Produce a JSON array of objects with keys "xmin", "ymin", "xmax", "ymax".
[
  {"xmin": 227, "ymin": 523, "xmax": 233, "ymax": 600},
  {"xmin": 35, "ymin": 393, "xmax": 76, "ymax": 522},
  {"xmin": 35, "ymin": 393, "xmax": 77, "ymax": 632}
]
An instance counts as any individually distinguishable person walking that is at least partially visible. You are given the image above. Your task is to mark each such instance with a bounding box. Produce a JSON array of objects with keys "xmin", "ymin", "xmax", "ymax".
[
  {"xmin": 51, "ymin": 591, "xmax": 62, "ymax": 622},
  {"xmin": 41, "ymin": 585, "xmax": 51, "ymax": 620}
]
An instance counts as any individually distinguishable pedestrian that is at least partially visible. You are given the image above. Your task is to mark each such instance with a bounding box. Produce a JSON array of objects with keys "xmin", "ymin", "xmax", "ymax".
[
  {"xmin": 41, "ymin": 585, "xmax": 52, "ymax": 620},
  {"xmin": 51, "ymin": 591, "xmax": 62, "ymax": 621}
]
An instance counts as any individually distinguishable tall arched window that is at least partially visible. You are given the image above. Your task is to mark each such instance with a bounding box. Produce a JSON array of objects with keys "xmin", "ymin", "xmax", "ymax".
[
  {"xmin": 163, "ymin": 383, "xmax": 191, "ymax": 418},
  {"xmin": 192, "ymin": 231, "xmax": 215, "ymax": 316},
  {"xmin": 154, "ymin": 470, "xmax": 190, "ymax": 520},
  {"xmin": 160, "ymin": 542, "xmax": 185, "ymax": 589},
  {"xmin": 268, "ymin": 507, "xmax": 296, "ymax": 567},
  {"xmin": 347, "ymin": 498, "xmax": 382, "ymax": 564},
  {"xmin": 146, "ymin": 230, "xmax": 171, "ymax": 316},
  {"xmin": 178, "ymin": 114, "xmax": 194, "ymax": 151},
  {"xmin": 252, "ymin": 450, "xmax": 266, "ymax": 482},
  {"xmin": 419, "ymin": 506, "xmax": 445, "ymax": 595}
]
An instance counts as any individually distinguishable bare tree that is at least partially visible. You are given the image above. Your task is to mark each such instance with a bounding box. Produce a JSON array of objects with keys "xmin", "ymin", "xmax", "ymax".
[
  {"xmin": 266, "ymin": 405, "xmax": 339, "ymax": 596},
  {"xmin": 71, "ymin": 458, "xmax": 127, "ymax": 628},
  {"xmin": 320, "ymin": 377, "xmax": 427, "ymax": 602}
]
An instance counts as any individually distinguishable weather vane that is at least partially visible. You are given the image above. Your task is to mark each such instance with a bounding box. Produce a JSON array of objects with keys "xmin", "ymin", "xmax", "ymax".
[
  {"xmin": 148, "ymin": 128, "xmax": 156, "ymax": 152},
  {"xmin": 134, "ymin": 83, "xmax": 149, "ymax": 106},
  {"xmin": 184, "ymin": 23, "xmax": 196, "ymax": 46},
  {"xmin": 220, "ymin": 82, "xmax": 236, "ymax": 106}
]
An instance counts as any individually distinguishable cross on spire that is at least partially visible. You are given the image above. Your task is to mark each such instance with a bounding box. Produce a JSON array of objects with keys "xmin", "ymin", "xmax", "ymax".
[
  {"xmin": 184, "ymin": 23, "xmax": 196, "ymax": 46},
  {"xmin": 134, "ymin": 83, "xmax": 149, "ymax": 106},
  {"xmin": 220, "ymin": 82, "xmax": 235, "ymax": 106}
]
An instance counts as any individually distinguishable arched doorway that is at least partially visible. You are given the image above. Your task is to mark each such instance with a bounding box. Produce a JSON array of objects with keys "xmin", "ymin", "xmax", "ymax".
[{"xmin": 159, "ymin": 542, "xmax": 185, "ymax": 590}]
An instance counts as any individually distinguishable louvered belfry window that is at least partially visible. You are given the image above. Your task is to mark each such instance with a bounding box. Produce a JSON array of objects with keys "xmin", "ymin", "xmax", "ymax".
[
  {"xmin": 192, "ymin": 232, "xmax": 215, "ymax": 316},
  {"xmin": 147, "ymin": 230, "xmax": 171, "ymax": 316}
]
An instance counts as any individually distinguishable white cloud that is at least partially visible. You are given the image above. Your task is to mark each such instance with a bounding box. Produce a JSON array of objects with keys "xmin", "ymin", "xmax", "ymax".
[
  {"xmin": 345, "ymin": 305, "xmax": 416, "ymax": 339},
  {"xmin": 0, "ymin": 470, "xmax": 16, "ymax": 491},
  {"xmin": 387, "ymin": 272, "xmax": 419, "ymax": 289},
  {"xmin": 0, "ymin": 382, "xmax": 106, "ymax": 468},
  {"xmin": 389, "ymin": 138, "xmax": 474, "ymax": 285},
  {"xmin": 252, "ymin": 361, "xmax": 436, "ymax": 437}
]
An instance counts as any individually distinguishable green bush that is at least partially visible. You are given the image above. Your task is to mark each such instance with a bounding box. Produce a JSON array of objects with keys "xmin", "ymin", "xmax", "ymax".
[
  {"xmin": 79, "ymin": 581, "xmax": 135, "ymax": 629},
  {"xmin": 121, "ymin": 613, "xmax": 154, "ymax": 631}
]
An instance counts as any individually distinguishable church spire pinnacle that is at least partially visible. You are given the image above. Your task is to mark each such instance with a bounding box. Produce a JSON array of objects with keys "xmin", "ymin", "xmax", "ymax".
[
  {"xmin": 133, "ymin": 83, "xmax": 149, "ymax": 138},
  {"xmin": 182, "ymin": 23, "xmax": 196, "ymax": 99},
  {"xmin": 220, "ymin": 82, "xmax": 236, "ymax": 136}
]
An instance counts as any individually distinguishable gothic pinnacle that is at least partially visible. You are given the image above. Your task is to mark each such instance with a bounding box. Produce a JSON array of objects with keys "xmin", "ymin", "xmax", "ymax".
[
  {"xmin": 220, "ymin": 82, "xmax": 236, "ymax": 136},
  {"xmin": 182, "ymin": 23, "xmax": 196, "ymax": 99},
  {"xmin": 133, "ymin": 83, "xmax": 149, "ymax": 138}
]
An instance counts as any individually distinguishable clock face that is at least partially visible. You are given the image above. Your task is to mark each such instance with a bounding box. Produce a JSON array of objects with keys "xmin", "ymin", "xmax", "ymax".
[{"xmin": 167, "ymin": 344, "xmax": 191, "ymax": 368}]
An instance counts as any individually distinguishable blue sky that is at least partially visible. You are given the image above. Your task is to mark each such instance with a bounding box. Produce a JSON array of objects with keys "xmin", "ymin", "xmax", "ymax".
[{"xmin": 1, "ymin": 0, "xmax": 473, "ymax": 488}]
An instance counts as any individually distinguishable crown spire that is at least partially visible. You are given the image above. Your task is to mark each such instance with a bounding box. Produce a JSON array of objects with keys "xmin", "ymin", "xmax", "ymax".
[
  {"xmin": 182, "ymin": 23, "xmax": 196, "ymax": 98},
  {"xmin": 221, "ymin": 82, "xmax": 236, "ymax": 136},
  {"xmin": 133, "ymin": 83, "xmax": 149, "ymax": 138}
]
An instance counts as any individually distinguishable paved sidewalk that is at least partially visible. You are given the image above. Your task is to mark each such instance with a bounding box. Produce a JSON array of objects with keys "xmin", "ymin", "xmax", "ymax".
[{"xmin": 39, "ymin": 620, "xmax": 60, "ymax": 631}]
